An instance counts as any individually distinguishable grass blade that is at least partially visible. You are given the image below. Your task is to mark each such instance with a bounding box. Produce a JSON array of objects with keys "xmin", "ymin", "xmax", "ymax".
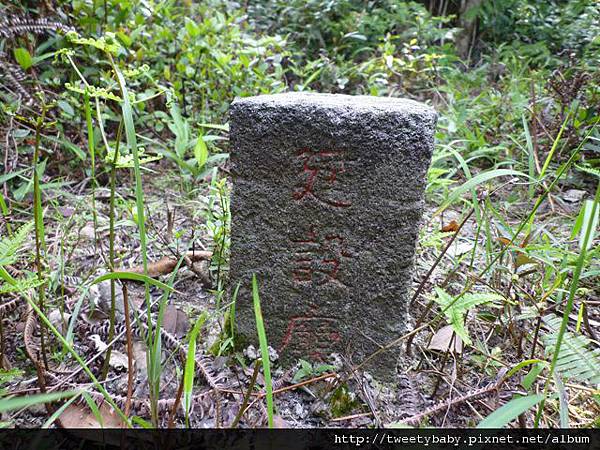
[
  {"xmin": 82, "ymin": 391, "xmax": 104, "ymax": 427},
  {"xmin": 25, "ymin": 295, "xmax": 130, "ymax": 426},
  {"xmin": 110, "ymin": 54, "xmax": 158, "ymax": 425},
  {"xmin": 436, "ymin": 169, "xmax": 533, "ymax": 214},
  {"xmin": 252, "ymin": 275, "xmax": 273, "ymax": 428},
  {"xmin": 90, "ymin": 271, "xmax": 174, "ymax": 293},
  {"xmin": 41, "ymin": 393, "xmax": 81, "ymax": 428},
  {"xmin": 535, "ymin": 180, "xmax": 600, "ymax": 425},
  {"xmin": 0, "ymin": 391, "xmax": 78, "ymax": 414},
  {"xmin": 539, "ymin": 112, "xmax": 571, "ymax": 179}
]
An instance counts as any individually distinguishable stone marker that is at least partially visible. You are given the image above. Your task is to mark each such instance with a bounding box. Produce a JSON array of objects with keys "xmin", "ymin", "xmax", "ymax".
[{"xmin": 229, "ymin": 93, "xmax": 436, "ymax": 379}]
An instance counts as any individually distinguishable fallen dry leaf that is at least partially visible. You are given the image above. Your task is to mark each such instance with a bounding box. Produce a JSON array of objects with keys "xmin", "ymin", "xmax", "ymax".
[
  {"xmin": 496, "ymin": 236, "xmax": 512, "ymax": 247},
  {"xmin": 427, "ymin": 325, "xmax": 463, "ymax": 354},
  {"xmin": 59, "ymin": 402, "xmax": 124, "ymax": 428},
  {"xmin": 162, "ymin": 305, "xmax": 190, "ymax": 337},
  {"xmin": 122, "ymin": 251, "xmax": 212, "ymax": 277},
  {"xmin": 162, "ymin": 305, "xmax": 178, "ymax": 334},
  {"xmin": 446, "ymin": 241, "xmax": 473, "ymax": 258},
  {"xmin": 48, "ymin": 310, "xmax": 71, "ymax": 335},
  {"xmin": 441, "ymin": 220, "xmax": 459, "ymax": 232}
]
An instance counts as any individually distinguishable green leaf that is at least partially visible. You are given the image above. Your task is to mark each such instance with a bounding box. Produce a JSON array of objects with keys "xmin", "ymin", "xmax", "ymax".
[
  {"xmin": 540, "ymin": 112, "xmax": 571, "ymax": 179},
  {"xmin": 292, "ymin": 359, "xmax": 313, "ymax": 383},
  {"xmin": 56, "ymin": 135, "xmax": 86, "ymax": 161},
  {"xmin": 505, "ymin": 359, "xmax": 545, "ymax": 381},
  {"xmin": 183, "ymin": 312, "xmax": 208, "ymax": 422},
  {"xmin": 13, "ymin": 48, "xmax": 33, "ymax": 70},
  {"xmin": 477, "ymin": 394, "xmax": 544, "ymax": 428},
  {"xmin": 0, "ymin": 267, "xmax": 17, "ymax": 286},
  {"xmin": 572, "ymin": 200, "xmax": 599, "ymax": 251},
  {"xmin": 14, "ymin": 179, "xmax": 33, "ymax": 201},
  {"xmin": 131, "ymin": 416, "xmax": 153, "ymax": 428},
  {"xmin": 57, "ymin": 100, "xmax": 75, "ymax": 117},
  {"xmin": 432, "ymin": 288, "xmax": 503, "ymax": 345},
  {"xmin": 0, "ymin": 276, "xmax": 44, "ymax": 294},
  {"xmin": 116, "ymin": 31, "xmax": 132, "ymax": 47},
  {"xmin": 193, "ymin": 135, "xmax": 209, "ymax": 169},
  {"xmin": 522, "ymin": 363, "xmax": 546, "ymax": 390},
  {"xmin": 184, "ymin": 18, "xmax": 200, "ymax": 37},
  {"xmin": 82, "ymin": 392, "xmax": 104, "ymax": 427}
]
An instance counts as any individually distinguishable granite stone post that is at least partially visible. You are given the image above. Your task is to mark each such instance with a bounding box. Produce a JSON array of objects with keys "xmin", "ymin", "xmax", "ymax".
[{"xmin": 229, "ymin": 93, "xmax": 436, "ymax": 380}]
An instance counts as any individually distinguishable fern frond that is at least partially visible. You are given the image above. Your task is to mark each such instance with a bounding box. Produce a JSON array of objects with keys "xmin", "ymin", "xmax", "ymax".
[
  {"xmin": 433, "ymin": 288, "xmax": 504, "ymax": 345},
  {"xmin": 0, "ymin": 276, "xmax": 43, "ymax": 294},
  {"xmin": 543, "ymin": 315, "xmax": 600, "ymax": 385},
  {"xmin": 0, "ymin": 16, "xmax": 74, "ymax": 39},
  {"xmin": 0, "ymin": 221, "xmax": 33, "ymax": 266},
  {"xmin": 575, "ymin": 164, "xmax": 600, "ymax": 179}
]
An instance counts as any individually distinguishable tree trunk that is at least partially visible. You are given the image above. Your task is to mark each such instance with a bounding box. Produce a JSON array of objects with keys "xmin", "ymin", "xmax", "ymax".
[{"xmin": 456, "ymin": 0, "xmax": 483, "ymax": 61}]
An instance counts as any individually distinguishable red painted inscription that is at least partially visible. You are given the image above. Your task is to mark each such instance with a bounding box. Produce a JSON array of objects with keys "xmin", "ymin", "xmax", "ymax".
[
  {"xmin": 279, "ymin": 303, "xmax": 341, "ymax": 361},
  {"xmin": 291, "ymin": 226, "xmax": 351, "ymax": 285},
  {"xmin": 293, "ymin": 148, "xmax": 351, "ymax": 208}
]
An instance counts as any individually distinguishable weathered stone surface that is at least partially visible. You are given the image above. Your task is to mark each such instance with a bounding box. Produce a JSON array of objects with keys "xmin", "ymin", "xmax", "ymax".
[{"xmin": 229, "ymin": 93, "xmax": 436, "ymax": 380}]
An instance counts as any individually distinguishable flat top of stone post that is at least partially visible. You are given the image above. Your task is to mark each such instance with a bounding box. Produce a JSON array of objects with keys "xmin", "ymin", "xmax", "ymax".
[{"xmin": 231, "ymin": 92, "xmax": 436, "ymax": 118}]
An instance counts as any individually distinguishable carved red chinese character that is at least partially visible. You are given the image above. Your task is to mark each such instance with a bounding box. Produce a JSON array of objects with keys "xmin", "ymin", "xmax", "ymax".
[
  {"xmin": 291, "ymin": 226, "xmax": 351, "ymax": 285},
  {"xmin": 293, "ymin": 148, "xmax": 351, "ymax": 208},
  {"xmin": 279, "ymin": 303, "xmax": 341, "ymax": 361}
]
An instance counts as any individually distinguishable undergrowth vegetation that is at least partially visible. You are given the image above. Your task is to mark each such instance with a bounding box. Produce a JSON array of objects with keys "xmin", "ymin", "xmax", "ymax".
[{"xmin": 0, "ymin": 0, "xmax": 598, "ymax": 429}]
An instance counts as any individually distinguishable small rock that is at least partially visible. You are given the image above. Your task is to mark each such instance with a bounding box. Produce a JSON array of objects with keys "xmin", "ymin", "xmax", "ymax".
[
  {"xmin": 563, "ymin": 189, "xmax": 586, "ymax": 203},
  {"xmin": 80, "ymin": 224, "xmax": 96, "ymax": 240},
  {"xmin": 243, "ymin": 345, "xmax": 278, "ymax": 362},
  {"xmin": 268, "ymin": 346, "xmax": 279, "ymax": 362},
  {"xmin": 97, "ymin": 280, "xmax": 125, "ymax": 315},
  {"xmin": 244, "ymin": 345, "xmax": 258, "ymax": 361},
  {"xmin": 109, "ymin": 350, "xmax": 129, "ymax": 372},
  {"xmin": 294, "ymin": 402, "xmax": 307, "ymax": 419},
  {"xmin": 48, "ymin": 310, "xmax": 71, "ymax": 335},
  {"xmin": 59, "ymin": 206, "xmax": 75, "ymax": 218}
]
